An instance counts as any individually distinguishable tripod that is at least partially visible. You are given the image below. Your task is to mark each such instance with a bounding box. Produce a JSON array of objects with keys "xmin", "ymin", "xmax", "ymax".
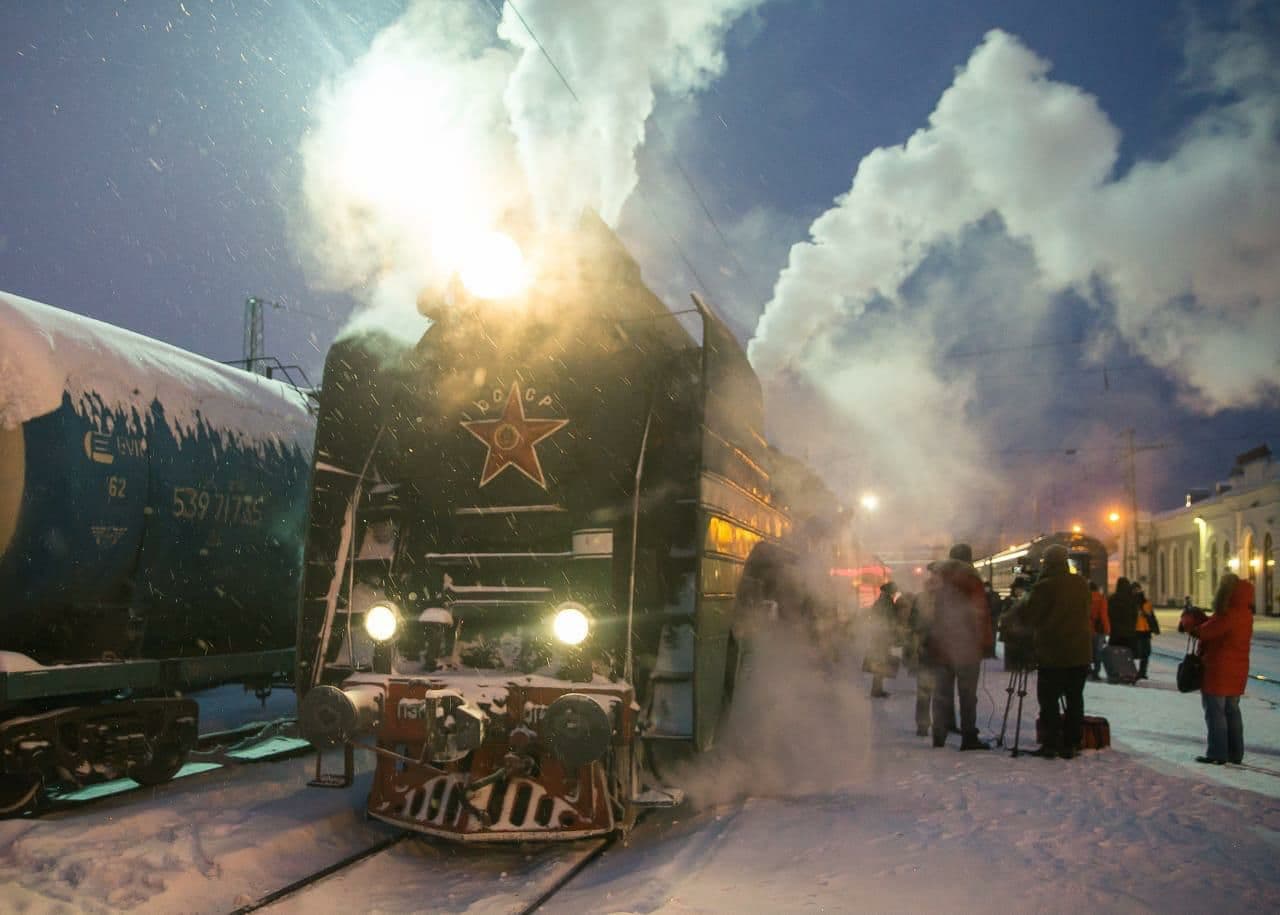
[{"xmin": 997, "ymin": 666, "xmax": 1032, "ymax": 757}]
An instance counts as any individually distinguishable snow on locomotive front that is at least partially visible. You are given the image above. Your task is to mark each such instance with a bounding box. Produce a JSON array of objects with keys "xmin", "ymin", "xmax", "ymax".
[{"xmin": 296, "ymin": 220, "xmax": 789, "ymax": 840}]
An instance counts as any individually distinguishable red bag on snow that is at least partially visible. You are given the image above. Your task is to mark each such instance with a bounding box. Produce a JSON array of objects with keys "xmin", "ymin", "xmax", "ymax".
[{"xmin": 1034, "ymin": 712, "xmax": 1110, "ymax": 750}]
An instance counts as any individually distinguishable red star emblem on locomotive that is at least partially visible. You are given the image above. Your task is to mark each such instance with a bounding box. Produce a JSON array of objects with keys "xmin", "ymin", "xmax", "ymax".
[{"xmin": 461, "ymin": 383, "xmax": 569, "ymax": 489}]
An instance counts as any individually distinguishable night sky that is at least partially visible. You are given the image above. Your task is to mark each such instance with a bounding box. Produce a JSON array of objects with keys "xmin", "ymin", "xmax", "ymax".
[{"xmin": 2, "ymin": 1, "xmax": 1276, "ymax": 547}]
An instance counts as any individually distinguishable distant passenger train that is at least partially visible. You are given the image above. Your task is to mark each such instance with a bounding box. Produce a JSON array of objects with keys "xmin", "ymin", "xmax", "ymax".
[
  {"xmin": 0, "ymin": 292, "xmax": 314, "ymax": 813},
  {"xmin": 973, "ymin": 531, "xmax": 1108, "ymax": 596}
]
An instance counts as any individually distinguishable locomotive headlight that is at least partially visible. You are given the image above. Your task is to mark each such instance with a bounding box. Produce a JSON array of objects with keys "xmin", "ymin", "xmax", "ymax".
[
  {"xmin": 364, "ymin": 602, "xmax": 399, "ymax": 642},
  {"xmin": 552, "ymin": 603, "xmax": 590, "ymax": 646}
]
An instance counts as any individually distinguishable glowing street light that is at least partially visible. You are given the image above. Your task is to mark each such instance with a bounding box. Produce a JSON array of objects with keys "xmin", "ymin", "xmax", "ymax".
[
  {"xmin": 1107, "ymin": 511, "xmax": 1121, "ymax": 524},
  {"xmin": 860, "ymin": 493, "xmax": 879, "ymax": 512},
  {"xmin": 1071, "ymin": 523, "xmax": 1082, "ymax": 534}
]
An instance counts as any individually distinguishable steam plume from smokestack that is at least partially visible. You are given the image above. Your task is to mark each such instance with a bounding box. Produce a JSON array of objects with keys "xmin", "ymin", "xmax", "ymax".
[
  {"xmin": 498, "ymin": 0, "xmax": 764, "ymax": 228},
  {"xmin": 292, "ymin": 0, "xmax": 763, "ymax": 337}
]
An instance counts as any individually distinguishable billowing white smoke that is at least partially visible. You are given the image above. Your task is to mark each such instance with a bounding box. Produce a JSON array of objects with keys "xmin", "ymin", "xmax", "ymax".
[
  {"xmin": 294, "ymin": 1, "xmax": 522, "ymax": 336},
  {"xmin": 498, "ymin": 0, "xmax": 763, "ymax": 228},
  {"xmin": 294, "ymin": 0, "xmax": 762, "ymax": 335},
  {"xmin": 749, "ymin": 21, "xmax": 1280, "ymax": 535}
]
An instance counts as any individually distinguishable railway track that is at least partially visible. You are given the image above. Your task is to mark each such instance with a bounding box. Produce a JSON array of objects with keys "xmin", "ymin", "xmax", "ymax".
[{"xmin": 233, "ymin": 819, "xmax": 637, "ymax": 914}]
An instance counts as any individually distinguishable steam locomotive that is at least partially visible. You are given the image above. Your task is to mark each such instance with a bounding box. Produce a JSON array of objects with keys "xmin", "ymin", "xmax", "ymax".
[
  {"xmin": 0, "ymin": 293, "xmax": 314, "ymax": 813},
  {"xmin": 295, "ymin": 218, "xmax": 846, "ymax": 841}
]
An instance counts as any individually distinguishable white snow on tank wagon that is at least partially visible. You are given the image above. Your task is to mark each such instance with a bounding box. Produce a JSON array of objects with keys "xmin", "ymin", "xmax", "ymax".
[{"xmin": 0, "ymin": 291, "xmax": 313, "ymax": 455}]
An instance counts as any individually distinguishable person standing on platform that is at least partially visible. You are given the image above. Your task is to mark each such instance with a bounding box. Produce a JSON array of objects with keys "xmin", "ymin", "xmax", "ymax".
[
  {"xmin": 1018, "ymin": 545, "xmax": 1092, "ymax": 759},
  {"xmin": 865, "ymin": 582, "xmax": 898, "ymax": 698},
  {"xmin": 926, "ymin": 544, "xmax": 993, "ymax": 750},
  {"xmin": 1134, "ymin": 586, "xmax": 1160, "ymax": 680},
  {"xmin": 1088, "ymin": 581, "xmax": 1110, "ymax": 681},
  {"xmin": 907, "ymin": 565, "xmax": 943, "ymax": 737},
  {"xmin": 1108, "ymin": 577, "xmax": 1138, "ymax": 654},
  {"xmin": 1184, "ymin": 573, "xmax": 1254, "ymax": 765}
]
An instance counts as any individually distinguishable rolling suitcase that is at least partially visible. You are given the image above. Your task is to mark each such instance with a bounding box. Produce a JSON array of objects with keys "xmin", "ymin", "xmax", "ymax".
[{"xmin": 1102, "ymin": 645, "xmax": 1138, "ymax": 684}]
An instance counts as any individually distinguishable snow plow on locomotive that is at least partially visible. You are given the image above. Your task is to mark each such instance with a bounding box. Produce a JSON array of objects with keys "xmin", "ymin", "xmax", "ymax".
[
  {"xmin": 295, "ymin": 221, "xmax": 845, "ymax": 841},
  {"xmin": 0, "ymin": 293, "xmax": 313, "ymax": 813}
]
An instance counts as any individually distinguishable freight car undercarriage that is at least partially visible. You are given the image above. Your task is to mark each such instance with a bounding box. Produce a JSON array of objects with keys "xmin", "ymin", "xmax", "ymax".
[{"xmin": 0, "ymin": 648, "xmax": 294, "ymax": 813}]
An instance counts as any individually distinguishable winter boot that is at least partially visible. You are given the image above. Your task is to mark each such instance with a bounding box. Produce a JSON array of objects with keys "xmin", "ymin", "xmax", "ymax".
[{"xmin": 959, "ymin": 731, "xmax": 990, "ymax": 751}]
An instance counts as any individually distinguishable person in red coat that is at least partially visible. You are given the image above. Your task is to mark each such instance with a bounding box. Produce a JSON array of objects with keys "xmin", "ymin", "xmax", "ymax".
[{"xmin": 1185, "ymin": 574, "xmax": 1254, "ymax": 765}]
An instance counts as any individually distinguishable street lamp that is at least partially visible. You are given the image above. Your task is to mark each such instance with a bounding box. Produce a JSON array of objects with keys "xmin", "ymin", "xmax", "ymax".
[
  {"xmin": 860, "ymin": 492, "xmax": 879, "ymax": 513},
  {"xmin": 1107, "ymin": 511, "xmax": 1120, "ymax": 524}
]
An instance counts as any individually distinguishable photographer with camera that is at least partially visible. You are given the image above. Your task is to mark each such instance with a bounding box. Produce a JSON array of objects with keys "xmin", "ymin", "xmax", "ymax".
[{"xmin": 1015, "ymin": 544, "xmax": 1093, "ymax": 759}]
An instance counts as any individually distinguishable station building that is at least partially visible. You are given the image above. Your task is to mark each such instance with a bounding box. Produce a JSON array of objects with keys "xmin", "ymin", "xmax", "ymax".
[{"xmin": 1127, "ymin": 445, "xmax": 1278, "ymax": 614}]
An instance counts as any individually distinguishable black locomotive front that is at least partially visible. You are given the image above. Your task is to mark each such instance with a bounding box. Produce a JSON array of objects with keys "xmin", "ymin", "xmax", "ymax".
[{"xmin": 295, "ymin": 222, "xmax": 725, "ymax": 838}]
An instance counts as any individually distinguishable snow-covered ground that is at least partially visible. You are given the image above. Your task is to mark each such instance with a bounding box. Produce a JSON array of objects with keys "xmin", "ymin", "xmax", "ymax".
[{"xmin": 2, "ymin": 626, "xmax": 1277, "ymax": 914}]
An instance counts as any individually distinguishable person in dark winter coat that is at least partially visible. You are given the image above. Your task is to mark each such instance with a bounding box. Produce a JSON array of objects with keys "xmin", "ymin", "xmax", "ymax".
[
  {"xmin": 982, "ymin": 583, "xmax": 1000, "ymax": 659},
  {"xmin": 906, "ymin": 569, "xmax": 940, "ymax": 737},
  {"xmin": 865, "ymin": 582, "xmax": 898, "ymax": 698},
  {"xmin": 1015, "ymin": 544, "xmax": 1092, "ymax": 758},
  {"xmin": 1107, "ymin": 577, "xmax": 1138, "ymax": 653},
  {"xmin": 1185, "ymin": 574, "xmax": 1254, "ymax": 765},
  {"xmin": 926, "ymin": 543, "xmax": 993, "ymax": 750}
]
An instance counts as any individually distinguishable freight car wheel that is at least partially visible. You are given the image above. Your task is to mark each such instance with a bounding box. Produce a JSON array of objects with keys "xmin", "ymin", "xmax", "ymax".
[
  {"xmin": 0, "ymin": 773, "xmax": 42, "ymax": 816},
  {"xmin": 128, "ymin": 741, "xmax": 188, "ymax": 787}
]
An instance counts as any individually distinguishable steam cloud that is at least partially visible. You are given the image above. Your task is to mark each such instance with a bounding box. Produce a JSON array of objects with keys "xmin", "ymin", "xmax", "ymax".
[
  {"xmin": 669, "ymin": 626, "xmax": 873, "ymax": 809},
  {"xmin": 293, "ymin": 0, "xmax": 761, "ymax": 334},
  {"xmin": 748, "ymin": 18, "xmax": 1280, "ymax": 538},
  {"xmin": 499, "ymin": 0, "xmax": 763, "ymax": 228}
]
